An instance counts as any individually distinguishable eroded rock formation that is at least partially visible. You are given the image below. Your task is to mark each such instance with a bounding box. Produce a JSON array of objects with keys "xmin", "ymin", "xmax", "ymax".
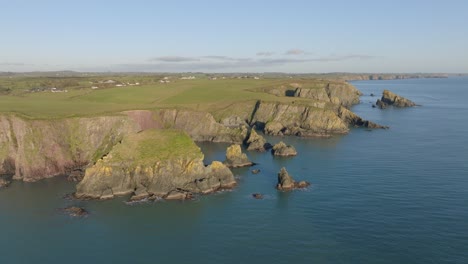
[
  {"xmin": 377, "ymin": 90, "xmax": 417, "ymax": 108},
  {"xmin": 223, "ymin": 144, "xmax": 253, "ymax": 168},
  {"xmin": 271, "ymin": 141, "xmax": 297, "ymax": 157},
  {"xmin": 276, "ymin": 167, "xmax": 310, "ymax": 191},
  {"xmin": 75, "ymin": 130, "xmax": 236, "ymax": 200}
]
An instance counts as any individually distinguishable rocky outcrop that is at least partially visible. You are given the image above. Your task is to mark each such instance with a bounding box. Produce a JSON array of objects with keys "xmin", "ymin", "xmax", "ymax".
[
  {"xmin": 337, "ymin": 106, "xmax": 388, "ymax": 129},
  {"xmin": 271, "ymin": 141, "xmax": 297, "ymax": 157},
  {"xmin": 378, "ymin": 90, "xmax": 417, "ymax": 107},
  {"xmin": 276, "ymin": 167, "xmax": 310, "ymax": 191},
  {"xmin": 250, "ymin": 101, "xmax": 350, "ymax": 137},
  {"xmin": 245, "ymin": 128, "xmax": 271, "ymax": 151},
  {"xmin": 294, "ymin": 82, "xmax": 361, "ymax": 107},
  {"xmin": 223, "ymin": 144, "xmax": 253, "ymax": 168},
  {"xmin": 252, "ymin": 193, "xmax": 263, "ymax": 199},
  {"xmin": 61, "ymin": 206, "xmax": 89, "ymax": 217},
  {"xmin": 156, "ymin": 109, "xmax": 247, "ymax": 143},
  {"xmin": 0, "ymin": 114, "xmax": 139, "ymax": 182},
  {"xmin": 375, "ymin": 99, "xmax": 388, "ymax": 109},
  {"xmin": 75, "ymin": 130, "xmax": 236, "ymax": 200}
]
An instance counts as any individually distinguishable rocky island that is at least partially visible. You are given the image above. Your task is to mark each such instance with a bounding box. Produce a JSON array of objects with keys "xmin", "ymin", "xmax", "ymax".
[{"xmin": 376, "ymin": 90, "xmax": 417, "ymax": 108}]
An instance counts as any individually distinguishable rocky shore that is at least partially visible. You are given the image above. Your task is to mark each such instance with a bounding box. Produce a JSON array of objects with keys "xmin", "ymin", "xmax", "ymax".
[{"xmin": 0, "ymin": 79, "xmax": 388, "ymax": 201}]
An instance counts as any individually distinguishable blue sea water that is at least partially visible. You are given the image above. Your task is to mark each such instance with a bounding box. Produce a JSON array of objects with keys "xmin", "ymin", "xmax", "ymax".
[{"xmin": 0, "ymin": 77, "xmax": 467, "ymax": 264}]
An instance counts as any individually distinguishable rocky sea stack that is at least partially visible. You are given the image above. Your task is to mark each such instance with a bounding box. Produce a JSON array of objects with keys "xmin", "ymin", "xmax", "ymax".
[
  {"xmin": 245, "ymin": 128, "xmax": 271, "ymax": 152},
  {"xmin": 276, "ymin": 167, "xmax": 310, "ymax": 191},
  {"xmin": 376, "ymin": 90, "xmax": 417, "ymax": 108},
  {"xmin": 223, "ymin": 144, "xmax": 254, "ymax": 168},
  {"xmin": 272, "ymin": 141, "xmax": 297, "ymax": 157},
  {"xmin": 75, "ymin": 129, "xmax": 236, "ymax": 200}
]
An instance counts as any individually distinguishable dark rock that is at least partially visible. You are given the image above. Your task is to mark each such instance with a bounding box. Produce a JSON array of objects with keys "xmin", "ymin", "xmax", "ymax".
[
  {"xmin": 0, "ymin": 178, "xmax": 10, "ymax": 188},
  {"xmin": 67, "ymin": 169, "xmax": 85, "ymax": 182},
  {"xmin": 271, "ymin": 141, "xmax": 297, "ymax": 157},
  {"xmin": 376, "ymin": 99, "xmax": 388, "ymax": 109},
  {"xmin": 276, "ymin": 167, "xmax": 310, "ymax": 191},
  {"xmin": 379, "ymin": 90, "xmax": 417, "ymax": 107},
  {"xmin": 370, "ymin": 93, "xmax": 375, "ymax": 97},
  {"xmin": 372, "ymin": 104, "xmax": 376, "ymax": 108},
  {"xmin": 251, "ymin": 169, "xmax": 261, "ymax": 174},
  {"xmin": 62, "ymin": 206, "xmax": 88, "ymax": 217},
  {"xmin": 224, "ymin": 144, "xmax": 253, "ymax": 168},
  {"xmin": 252, "ymin": 193, "xmax": 263, "ymax": 199}
]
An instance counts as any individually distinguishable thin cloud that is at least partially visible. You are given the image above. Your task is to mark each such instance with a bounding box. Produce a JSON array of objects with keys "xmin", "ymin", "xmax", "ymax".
[
  {"xmin": 285, "ymin": 49, "xmax": 306, "ymax": 55},
  {"xmin": 0, "ymin": 62, "xmax": 26, "ymax": 66},
  {"xmin": 202, "ymin": 56, "xmax": 251, "ymax": 62},
  {"xmin": 314, "ymin": 54, "xmax": 377, "ymax": 62},
  {"xmin": 150, "ymin": 56, "xmax": 200, "ymax": 62},
  {"xmin": 115, "ymin": 53, "xmax": 377, "ymax": 71},
  {"xmin": 256, "ymin": 52, "xmax": 275, "ymax": 56}
]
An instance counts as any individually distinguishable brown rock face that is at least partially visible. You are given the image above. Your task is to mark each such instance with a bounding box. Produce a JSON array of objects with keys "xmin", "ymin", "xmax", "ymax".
[
  {"xmin": 223, "ymin": 144, "xmax": 253, "ymax": 168},
  {"xmin": 276, "ymin": 167, "xmax": 310, "ymax": 191},
  {"xmin": 0, "ymin": 114, "xmax": 139, "ymax": 182},
  {"xmin": 379, "ymin": 90, "xmax": 417, "ymax": 107}
]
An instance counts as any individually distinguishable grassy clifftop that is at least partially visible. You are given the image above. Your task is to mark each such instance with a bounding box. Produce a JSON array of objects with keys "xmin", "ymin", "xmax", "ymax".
[
  {"xmin": 108, "ymin": 129, "xmax": 203, "ymax": 165},
  {"xmin": 0, "ymin": 76, "xmax": 356, "ymax": 119}
]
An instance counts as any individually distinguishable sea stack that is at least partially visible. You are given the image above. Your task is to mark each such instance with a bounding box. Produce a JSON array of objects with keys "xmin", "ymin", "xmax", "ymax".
[
  {"xmin": 245, "ymin": 128, "xmax": 271, "ymax": 152},
  {"xmin": 224, "ymin": 144, "xmax": 254, "ymax": 168},
  {"xmin": 276, "ymin": 167, "xmax": 310, "ymax": 191},
  {"xmin": 377, "ymin": 90, "xmax": 417, "ymax": 108},
  {"xmin": 271, "ymin": 141, "xmax": 297, "ymax": 157}
]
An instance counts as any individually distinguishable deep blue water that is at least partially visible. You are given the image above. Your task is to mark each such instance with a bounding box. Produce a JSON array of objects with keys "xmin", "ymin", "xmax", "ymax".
[{"xmin": 1, "ymin": 77, "xmax": 467, "ymax": 264}]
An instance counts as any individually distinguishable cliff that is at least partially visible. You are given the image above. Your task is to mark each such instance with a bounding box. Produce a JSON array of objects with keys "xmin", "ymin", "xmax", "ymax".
[
  {"xmin": 155, "ymin": 109, "xmax": 247, "ymax": 143},
  {"xmin": 75, "ymin": 130, "xmax": 235, "ymax": 200},
  {"xmin": 294, "ymin": 82, "xmax": 362, "ymax": 107},
  {"xmin": 0, "ymin": 114, "xmax": 138, "ymax": 182},
  {"xmin": 249, "ymin": 101, "xmax": 349, "ymax": 136}
]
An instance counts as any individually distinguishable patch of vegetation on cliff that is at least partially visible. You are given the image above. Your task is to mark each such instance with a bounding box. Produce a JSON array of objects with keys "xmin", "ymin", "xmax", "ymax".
[{"xmin": 108, "ymin": 129, "xmax": 203, "ymax": 165}]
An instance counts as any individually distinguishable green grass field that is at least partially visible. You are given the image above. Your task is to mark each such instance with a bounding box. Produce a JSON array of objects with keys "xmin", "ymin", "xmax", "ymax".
[{"xmin": 0, "ymin": 75, "xmax": 333, "ymax": 119}]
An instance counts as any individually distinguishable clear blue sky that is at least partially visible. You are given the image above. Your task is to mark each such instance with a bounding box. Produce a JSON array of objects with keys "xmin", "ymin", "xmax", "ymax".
[{"xmin": 1, "ymin": 0, "xmax": 467, "ymax": 73}]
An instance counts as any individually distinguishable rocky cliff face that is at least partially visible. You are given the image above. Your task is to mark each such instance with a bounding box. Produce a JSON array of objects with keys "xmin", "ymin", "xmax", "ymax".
[
  {"xmin": 156, "ymin": 109, "xmax": 247, "ymax": 143},
  {"xmin": 0, "ymin": 114, "xmax": 139, "ymax": 182},
  {"xmin": 249, "ymin": 101, "xmax": 350, "ymax": 136},
  {"xmin": 294, "ymin": 82, "xmax": 361, "ymax": 107},
  {"xmin": 75, "ymin": 130, "xmax": 235, "ymax": 200}
]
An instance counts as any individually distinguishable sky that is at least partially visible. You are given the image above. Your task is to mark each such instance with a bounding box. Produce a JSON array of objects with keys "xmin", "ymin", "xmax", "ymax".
[{"xmin": 1, "ymin": 0, "xmax": 467, "ymax": 73}]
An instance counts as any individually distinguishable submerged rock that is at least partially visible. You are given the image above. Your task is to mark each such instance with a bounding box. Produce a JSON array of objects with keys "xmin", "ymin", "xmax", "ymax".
[
  {"xmin": 0, "ymin": 178, "xmax": 11, "ymax": 188},
  {"xmin": 224, "ymin": 144, "xmax": 253, "ymax": 168},
  {"xmin": 251, "ymin": 169, "xmax": 261, "ymax": 174},
  {"xmin": 75, "ymin": 130, "xmax": 236, "ymax": 200},
  {"xmin": 252, "ymin": 193, "xmax": 263, "ymax": 199},
  {"xmin": 271, "ymin": 141, "xmax": 297, "ymax": 157},
  {"xmin": 276, "ymin": 167, "xmax": 310, "ymax": 191},
  {"xmin": 378, "ymin": 90, "xmax": 417, "ymax": 107},
  {"xmin": 245, "ymin": 129, "xmax": 271, "ymax": 152},
  {"xmin": 62, "ymin": 206, "xmax": 88, "ymax": 217}
]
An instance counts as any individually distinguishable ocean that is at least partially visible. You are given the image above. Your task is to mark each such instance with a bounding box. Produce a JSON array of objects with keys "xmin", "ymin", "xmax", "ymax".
[{"xmin": 1, "ymin": 77, "xmax": 467, "ymax": 264}]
